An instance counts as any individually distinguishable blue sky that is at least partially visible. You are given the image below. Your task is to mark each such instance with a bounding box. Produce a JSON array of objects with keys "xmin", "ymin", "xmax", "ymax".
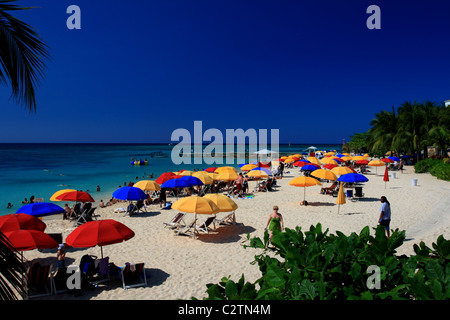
[{"xmin": 0, "ymin": 0, "xmax": 449, "ymax": 144}]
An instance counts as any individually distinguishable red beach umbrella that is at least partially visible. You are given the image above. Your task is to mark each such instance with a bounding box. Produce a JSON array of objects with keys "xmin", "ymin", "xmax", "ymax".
[
  {"xmin": 155, "ymin": 172, "xmax": 177, "ymax": 184},
  {"xmin": 56, "ymin": 191, "xmax": 95, "ymax": 202},
  {"xmin": 66, "ymin": 219, "xmax": 135, "ymax": 257},
  {"xmin": 381, "ymin": 158, "xmax": 394, "ymax": 163},
  {"xmin": 383, "ymin": 165, "xmax": 389, "ymax": 189},
  {"xmin": 4, "ymin": 230, "xmax": 58, "ymax": 251},
  {"xmin": 204, "ymin": 167, "xmax": 217, "ymax": 173},
  {"xmin": 294, "ymin": 161, "xmax": 309, "ymax": 167},
  {"xmin": 0, "ymin": 213, "xmax": 46, "ymax": 233},
  {"xmin": 356, "ymin": 160, "xmax": 369, "ymax": 165},
  {"xmin": 323, "ymin": 164, "xmax": 338, "ymax": 170}
]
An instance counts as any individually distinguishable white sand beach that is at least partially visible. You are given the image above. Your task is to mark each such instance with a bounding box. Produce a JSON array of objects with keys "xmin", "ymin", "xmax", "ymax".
[{"xmin": 24, "ymin": 166, "xmax": 450, "ymax": 300}]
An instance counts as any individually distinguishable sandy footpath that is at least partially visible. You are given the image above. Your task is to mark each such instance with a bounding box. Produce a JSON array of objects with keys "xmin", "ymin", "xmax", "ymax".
[{"xmin": 24, "ymin": 165, "xmax": 450, "ymax": 300}]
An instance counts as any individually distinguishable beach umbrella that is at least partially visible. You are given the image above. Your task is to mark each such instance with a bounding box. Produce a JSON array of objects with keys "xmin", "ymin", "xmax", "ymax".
[
  {"xmin": 240, "ymin": 164, "xmax": 258, "ymax": 171},
  {"xmin": 55, "ymin": 191, "xmax": 95, "ymax": 203},
  {"xmin": 4, "ymin": 230, "xmax": 58, "ymax": 251},
  {"xmin": 307, "ymin": 157, "xmax": 321, "ymax": 165},
  {"xmin": 0, "ymin": 213, "xmax": 46, "ymax": 233},
  {"xmin": 352, "ymin": 156, "xmax": 366, "ymax": 161},
  {"xmin": 65, "ymin": 219, "xmax": 135, "ymax": 258},
  {"xmin": 368, "ymin": 159, "xmax": 385, "ymax": 175},
  {"xmin": 161, "ymin": 178, "xmax": 189, "ymax": 189},
  {"xmin": 216, "ymin": 171, "xmax": 238, "ymax": 181},
  {"xmin": 179, "ymin": 170, "xmax": 194, "ymax": 176},
  {"xmin": 283, "ymin": 158, "xmax": 295, "ymax": 163},
  {"xmin": 388, "ymin": 156, "xmax": 400, "ymax": 161},
  {"xmin": 172, "ymin": 196, "xmax": 220, "ymax": 222},
  {"xmin": 293, "ymin": 161, "xmax": 309, "ymax": 167},
  {"xmin": 204, "ymin": 167, "xmax": 217, "ymax": 173},
  {"xmin": 331, "ymin": 166, "xmax": 354, "ymax": 176},
  {"xmin": 192, "ymin": 172, "xmax": 213, "ymax": 185},
  {"xmin": 356, "ymin": 160, "xmax": 369, "ymax": 165},
  {"xmin": 337, "ymin": 173, "xmax": 369, "ymax": 183},
  {"xmin": 50, "ymin": 189, "xmax": 77, "ymax": 201},
  {"xmin": 323, "ymin": 163, "xmax": 338, "ymax": 170},
  {"xmin": 112, "ymin": 186, "xmax": 147, "ymax": 201},
  {"xmin": 247, "ymin": 169, "xmax": 269, "ymax": 179},
  {"xmin": 16, "ymin": 202, "xmax": 65, "ymax": 218},
  {"xmin": 321, "ymin": 158, "xmax": 338, "ymax": 165},
  {"xmin": 289, "ymin": 176, "xmax": 322, "ymax": 204},
  {"xmin": 215, "ymin": 166, "xmax": 237, "ymax": 173},
  {"xmin": 179, "ymin": 176, "xmax": 204, "ymax": 187},
  {"xmin": 341, "ymin": 156, "xmax": 352, "ymax": 161},
  {"xmin": 301, "ymin": 164, "xmax": 319, "ymax": 172},
  {"xmin": 206, "ymin": 172, "xmax": 219, "ymax": 180},
  {"xmin": 250, "ymin": 167, "xmax": 272, "ymax": 176},
  {"xmin": 203, "ymin": 194, "xmax": 238, "ymax": 212},
  {"xmin": 381, "ymin": 158, "xmax": 394, "ymax": 164},
  {"xmin": 336, "ymin": 182, "xmax": 346, "ymax": 214},
  {"xmin": 311, "ymin": 169, "xmax": 338, "ymax": 181},
  {"xmin": 155, "ymin": 172, "xmax": 177, "ymax": 184},
  {"xmin": 383, "ymin": 165, "xmax": 389, "ymax": 189},
  {"xmin": 134, "ymin": 180, "xmax": 161, "ymax": 191}
]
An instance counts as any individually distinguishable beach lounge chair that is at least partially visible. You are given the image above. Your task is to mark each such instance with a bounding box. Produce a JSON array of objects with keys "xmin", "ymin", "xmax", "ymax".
[
  {"xmin": 135, "ymin": 200, "xmax": 146, "ymax": 213},
  {"xmin": 50, "ymin": 266, "xmax": 70, "ymax": 295},
  {"xmin": 321, "ymin": 182, "xmax": 338, "ymax": 195},
  {"xmin": 92, "ymin": 256, "xmax": 110, "ymax": 285},
  {"xmin": 76, "ymin": 207, "xmax": 97, "ymax": 225},
  {"xmin": 216, "ymin": 212, "xmax": 236, "ymax": 226},
  {"xmin": 195, "ymin": 216, "xmax": 216, "ymax": 233},
  {"xmin": 163, "ymin": 212, "xmax": 186, "ymax": 229},
  {"xmin": 26, "ymin": 262, "xmax": 53, "ymax": 298},
  {"xmin": 174, "ymin": 219, "xmax": 197, "ymax": 238},
  {"xmin": 124, "ymin": 204, "xmax": 137, "ymax": 217},
  {"xmin": 120, "ymin": 263, "xmax": 147, "ymax": 290}
]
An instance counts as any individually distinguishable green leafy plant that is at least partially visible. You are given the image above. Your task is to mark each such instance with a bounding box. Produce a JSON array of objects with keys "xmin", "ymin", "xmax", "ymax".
[{"xmin": 197, "ymin": 224, "xmax": 450, "ymax": 300}]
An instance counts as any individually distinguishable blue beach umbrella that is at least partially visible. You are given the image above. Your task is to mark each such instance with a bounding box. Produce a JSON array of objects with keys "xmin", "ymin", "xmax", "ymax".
[
  {"xmin": 179, "ymin": 176, "xmax": 204, "ymax": 187},
  {"xmin": 388, "ymin": 156, "xmax": 400, "ymax": 161},
  {"xmin": 301, "ymin": 164, "xmax": 319, "ymax": 171},
  {"xmin": 337, "ymin": 173, "xmax": 369, "ymax": 183},
  {"xmin": 16, "ymin": 202, "xmax": 65, "ymax": 218},
  {"xmin": 161, "ymin": 178, "xmax": 189, "ymax": 189},
  {"xmin": 112, "ymin": 186, "xmax": 147, "ymax": 201}
]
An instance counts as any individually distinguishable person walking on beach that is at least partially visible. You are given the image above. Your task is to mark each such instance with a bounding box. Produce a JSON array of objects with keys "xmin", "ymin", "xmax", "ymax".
[
  {"xmin": 378, "ymin": 196, "xmax": 391, "ymax": 238},
  {"xmin": 264, "ymin": 205, "xmax": 284, "ymax": 242},
  {"xmin": 159, "ymin": 187, "xmax": 167, "ymax": 208}
]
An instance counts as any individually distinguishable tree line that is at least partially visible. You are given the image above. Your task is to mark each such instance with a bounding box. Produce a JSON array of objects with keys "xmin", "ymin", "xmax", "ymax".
[{"xmin": 344, "ymin": 101, "xmax": 450, "ymax": 160}]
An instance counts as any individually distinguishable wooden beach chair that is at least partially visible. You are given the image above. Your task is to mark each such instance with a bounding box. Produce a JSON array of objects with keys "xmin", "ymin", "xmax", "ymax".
[
  {"xmin": 195, "ymin": 216, "xmax": 216, "ymax": 233},
  {"xmin": 216, "ymin": 212, "xmax": 236, "ymax": 226},
  {"xmin": 26, "ymin": 262, "xmax": 53, "ymax": 298},
  {"xmin": 163, "ymin": 212, "xmax": 186, "ymax": 229},
  {"xmin": 174, "ymin": 219, "xmax": 197, "ymax": 238},
  {"xmin": 120, "ymin": 263, "xmax": 147, "ymax": 290}
]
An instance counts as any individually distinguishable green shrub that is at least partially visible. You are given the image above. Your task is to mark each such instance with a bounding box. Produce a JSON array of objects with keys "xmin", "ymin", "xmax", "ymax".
[
  {"xmin": 196, "ymin": 224, "xmax": 450, "ymax": 300},
  {"xmin": 415, "ymin": 158, "xmax": 450, "ymax": 181}
]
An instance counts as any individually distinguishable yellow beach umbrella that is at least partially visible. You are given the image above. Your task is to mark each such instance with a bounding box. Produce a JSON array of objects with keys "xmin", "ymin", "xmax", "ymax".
[
  {"xmin": 321, "ymin": 158, "xmax": 338, "ymax": 165},
  {"xmin": 331, "ymin": 166, "xmax": 354, "ymax": 176},
  {"xmin": 207, "ymin": 172, "xmax": 219, "ymax": 180},
  {"xmin": 215, "ymin": 166, "xmax": 237, "ymax": 173},
  {"xmin": 203, "ymin": 194, "xmax": 238, "ymax": 212},
  {"xmin": 179, "ymin": 170, "xmax": 194, "ymax": 176},
  {"xmin": 216, "ymin": 171, "xmax": 238, "ymax": 181},
  {"xmin": 50, "ymin": 189, "xmax": 76, "ymax": 201},
  {"xmin": 336, "ymin": 182, "xmax": 346, "ymax": 214},
  {"xmin": 134, "ymin": 180, "xmax": 161, "ymax": 191},
  {"xmin": 284, "ymin": 158, "xmax": 295, "ymax": 163},
  {"xmin": 307, "ymin": 157, "xmax": 321, "ymax": 165},
  {"xmin": 247, "ymin": 170, "xmax": 269, "ymax": 179},
  {"xmin": 289, "ymin": 176, "xmax": 321, "ymax": 204},
  {"xmin": 280, "ymin": 156, "xmax": 288, "ymax": 160},
  {"xmin": 172, "ymin": 196, "xmax": 220, "ymax": 215},
  {"xmin": 192, "ymin": 172, "xmax": 213, "ymax": 185},
  {"xmin": 352, "ymin": 156, "xmax": 365, "ymax": 161},
  {"xmin": 311, "ymin": 169, "xmax": 338, "ymax": 181},
  {"xmin": 341, "ymin": 156, "xmax": 352, "ymax": 161},
  {"xmin": 240, "ymin": 164, "xmax": 258, "ymax": 171},
  {"xmin": 368, "ymin": 159, "xmax": 386, "ymax": 175}
]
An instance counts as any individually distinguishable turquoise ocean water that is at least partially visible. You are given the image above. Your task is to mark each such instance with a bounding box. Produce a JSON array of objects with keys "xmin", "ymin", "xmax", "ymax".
[{"xmin": 0, "ymin": 143, "xmax": 341, "ymax": 216}]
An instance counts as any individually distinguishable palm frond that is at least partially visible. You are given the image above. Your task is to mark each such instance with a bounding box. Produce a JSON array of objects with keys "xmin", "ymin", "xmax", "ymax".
[
  {"xmin": 0, "ymin": 230, "xmax": 25, "ymax": 300},
  {"xmin": 0, "ymin": 0, "xmax": 50, "ymax": 112}
]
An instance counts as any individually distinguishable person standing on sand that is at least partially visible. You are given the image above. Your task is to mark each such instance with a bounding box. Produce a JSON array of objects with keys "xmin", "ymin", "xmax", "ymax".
[
  {"xmin": 378, "ymin": 196, "xmax": 391, "ymax": 238},
  {"xmin": 264, "ymin": 205, "xmax": 284, "ymax": 242}
]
